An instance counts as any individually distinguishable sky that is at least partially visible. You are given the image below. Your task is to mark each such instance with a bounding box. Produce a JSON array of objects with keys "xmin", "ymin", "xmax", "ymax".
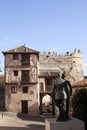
[{"xmin": 0, "ymin": 0, "xmax": 87, "ymax": 75}]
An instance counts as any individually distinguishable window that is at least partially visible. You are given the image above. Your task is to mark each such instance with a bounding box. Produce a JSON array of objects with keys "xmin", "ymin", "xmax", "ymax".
[
  {"xmin": 11, "ymin": 86, "xmax": 17, "ymax": 93},
  {"xmin": 22, "ymin": 86, "xmax": 28, "ymax": 93},
  {"xmin": 13, "ymin": 54, "xmax": 18, "ymax": 60},
  {"xmin": 45, "ymin": 79, "xmax": 52, "ymax": 86},
  {"xmin": 14, "ymin": 70, "xmax": 18, "ymax": 76},
  {"xmin": 21, "ymin": 54, "xmax": 30, "ymax": 66},
  {"xmin": 22, "ymin": 70, "xmax": 29, "ymax": 83},
  {"xmin": 40, "ymin": 83, "xmax": 44, "ymax": 91}
]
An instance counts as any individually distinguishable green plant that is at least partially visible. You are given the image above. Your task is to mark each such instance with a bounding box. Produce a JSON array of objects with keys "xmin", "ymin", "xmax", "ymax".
[{"xmin": 71, "ymin": 88, "xmax": 87, "ymax": 130}]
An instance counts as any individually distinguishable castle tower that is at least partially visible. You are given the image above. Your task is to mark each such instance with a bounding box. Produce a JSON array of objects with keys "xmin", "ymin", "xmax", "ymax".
[{"xmin": 72, "ymin": 49, "xmax": 82, "ymax": 64}]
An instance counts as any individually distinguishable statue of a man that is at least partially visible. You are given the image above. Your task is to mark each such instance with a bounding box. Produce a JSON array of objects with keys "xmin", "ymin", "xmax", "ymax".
[
  {"xmin": 52, "ymin": 72, "xmax": 72, "ymax": 121},
  {"xmin": 62, "ymin": 73, "xmax": 72, "ymax": 119}
]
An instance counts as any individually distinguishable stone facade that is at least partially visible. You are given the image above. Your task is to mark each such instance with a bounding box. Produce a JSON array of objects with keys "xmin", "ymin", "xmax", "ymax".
[
  {"xmin": 0, "ymin": 76, "xmax": 5, "ymax": 111},
  {"xmin": 2, "ymin": 46, "xmax": 39, "ymax": 116},
  {"xmin": 2, "ymin": 46, "xmax": 84, "ymax": 116},
  {"xmin": 39, "ymin": 49, "xmax": 83, "ymax": 83}
]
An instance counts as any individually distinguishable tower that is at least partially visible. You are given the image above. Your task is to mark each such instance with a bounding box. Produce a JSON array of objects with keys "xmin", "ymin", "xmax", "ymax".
[{"xmin": 72, "ymin": 49, "xmax": 82, "ymax": 64}]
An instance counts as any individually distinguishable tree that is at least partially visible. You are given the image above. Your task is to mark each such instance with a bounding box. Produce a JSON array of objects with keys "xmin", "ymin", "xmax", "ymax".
[{"xmin": 71, "ymin": 88, "xmax": 87, "ymax": 130}]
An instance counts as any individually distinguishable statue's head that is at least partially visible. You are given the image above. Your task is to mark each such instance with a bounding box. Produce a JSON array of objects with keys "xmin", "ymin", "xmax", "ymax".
[
  {"xmin": 61, "ymin": 71, "xmax": 65, "ymax": 79},
  {"xmin": 62, "ymin": 73, "xmax": 65, "ymax": 79},
  {"xmin": 57, "ymin": 72, "xmax": 62, "ymax": 78}
]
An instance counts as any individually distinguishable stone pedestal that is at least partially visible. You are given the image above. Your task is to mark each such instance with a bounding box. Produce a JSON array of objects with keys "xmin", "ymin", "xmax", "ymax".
[{"xmin": 45, "ymin": 118, "xmax": 85, "ymax": 130}]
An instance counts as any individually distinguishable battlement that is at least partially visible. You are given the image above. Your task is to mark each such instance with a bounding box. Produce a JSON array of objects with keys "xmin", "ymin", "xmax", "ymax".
[
  {"xmin": 72, "ymin": 49, "xmax": 82, "ymax": 57},
  {"xmin": 39, "ymin": 49, "xmax": 82, "ymax": 64},
  {"xmin": 71, "ymin": 49, "xmax": 82, "ymax": 64},
  {"xmin": 40, "ymin": 49, "xmax": 82, "ymax": 56},
  {"xmin": 39, "ymin": 49, "xmax": 83, "ymax": 83}
]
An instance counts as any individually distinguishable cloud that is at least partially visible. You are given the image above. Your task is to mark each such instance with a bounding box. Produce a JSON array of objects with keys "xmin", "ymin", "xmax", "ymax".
[{"xmin": 14, "ymin": 39, "xmax": 21, "ymax": 43}]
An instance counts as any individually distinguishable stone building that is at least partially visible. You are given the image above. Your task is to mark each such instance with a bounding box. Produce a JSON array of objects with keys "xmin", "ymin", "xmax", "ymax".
[
  {"xmin": 0, "ymin": 75, "xmax": 5, "ymax": 111},
  {"xmin": 2, "ymin": 45, "xmax": 84, "ymax": 116},
  {"xmin": 2, "ymin": 46, "xmax": 39, "ymax": 116}
]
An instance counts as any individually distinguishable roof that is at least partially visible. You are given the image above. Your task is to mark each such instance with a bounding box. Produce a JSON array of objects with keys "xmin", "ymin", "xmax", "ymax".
[
  {"xmin": 39, "ymin": 71, "xmax": 58, "ymax": 77},
  {"xmin": 72, "ymin": 78, "xmax": 87, "ymax": 86},
  {"xmin": 2, "ymin": 45, "xmax": 39, "ymax": 54},
  {"xmin": 39, "ymin": 68, "xmax": 60, "ymax": 77}
]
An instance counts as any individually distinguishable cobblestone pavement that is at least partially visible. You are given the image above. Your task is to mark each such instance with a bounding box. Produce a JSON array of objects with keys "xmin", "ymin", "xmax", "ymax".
[{"xmin": 0, "ymin": 112, "xmax": 53, "ymax": 130}]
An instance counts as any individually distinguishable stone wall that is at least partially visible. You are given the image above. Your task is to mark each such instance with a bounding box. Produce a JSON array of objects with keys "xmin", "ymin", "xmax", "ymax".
[
  {"xmin": 39, "ymin": 49, "xmax": 83, "ymax": 83},
  {"xmin": 0, "ymin": 76, "xmax": 5, "ymax": 111}
]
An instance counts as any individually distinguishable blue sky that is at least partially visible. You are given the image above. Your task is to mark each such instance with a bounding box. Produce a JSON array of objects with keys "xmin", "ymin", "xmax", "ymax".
[{"xmin": 0, "ymin": 0, "xmax": 87, "ymax": 75}]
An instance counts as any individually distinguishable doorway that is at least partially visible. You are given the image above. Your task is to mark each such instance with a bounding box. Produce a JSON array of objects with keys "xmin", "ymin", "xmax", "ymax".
[
  {"xmin": 21, "ymin": 100, "xmax": 28, "ymax": 114},
  {"xmin": 39, "ymin": 93, "xmax": 53, "ymax": 115}
]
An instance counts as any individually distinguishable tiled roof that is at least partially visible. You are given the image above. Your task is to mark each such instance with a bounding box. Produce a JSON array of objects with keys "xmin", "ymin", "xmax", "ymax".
[
  {"xmin": 2, "ymin": 45, "xmax": 39, "ymax": 54},
  {"xmin": 72, "ymin": 78, "xmax": 87, "ymax": 86}
]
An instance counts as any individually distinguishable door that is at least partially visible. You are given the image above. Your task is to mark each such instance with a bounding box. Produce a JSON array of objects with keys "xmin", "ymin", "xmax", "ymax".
[{"xmin": 21, "ymin": 100, "xmax": 28, "ymax": 114}]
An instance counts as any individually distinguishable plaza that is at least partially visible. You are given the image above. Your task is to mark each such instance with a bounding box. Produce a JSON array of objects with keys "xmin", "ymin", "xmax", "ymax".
[{"xmin": 0, "ymin": 112, "xmax": 46, "ymax": 130}]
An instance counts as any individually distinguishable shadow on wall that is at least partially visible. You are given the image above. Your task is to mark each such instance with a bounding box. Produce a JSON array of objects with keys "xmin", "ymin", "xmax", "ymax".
[{"xmin": 0, "ymin": 88, "xmax": 5, "ymax": 111}]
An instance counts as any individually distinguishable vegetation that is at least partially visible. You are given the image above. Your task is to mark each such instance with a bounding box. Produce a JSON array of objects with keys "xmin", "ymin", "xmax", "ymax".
[{"xmin": 71, "ymin": 88, "xmax": 87, "ymax": 130}]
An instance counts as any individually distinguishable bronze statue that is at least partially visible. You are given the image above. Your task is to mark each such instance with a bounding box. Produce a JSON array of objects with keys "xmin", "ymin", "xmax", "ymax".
[
  {"xmin": 62, "ymin": 73, "xmax": 72, "ymax": 119},
  {"xmin": 52, "ymin": 72, "xmax": 72, "ymax": 121}
]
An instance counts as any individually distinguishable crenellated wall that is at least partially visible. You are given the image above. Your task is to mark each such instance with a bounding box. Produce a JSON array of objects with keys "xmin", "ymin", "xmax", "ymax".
[{"xmin": 39, "ymin": 49, "xmax": 83, "ymax": 83}]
